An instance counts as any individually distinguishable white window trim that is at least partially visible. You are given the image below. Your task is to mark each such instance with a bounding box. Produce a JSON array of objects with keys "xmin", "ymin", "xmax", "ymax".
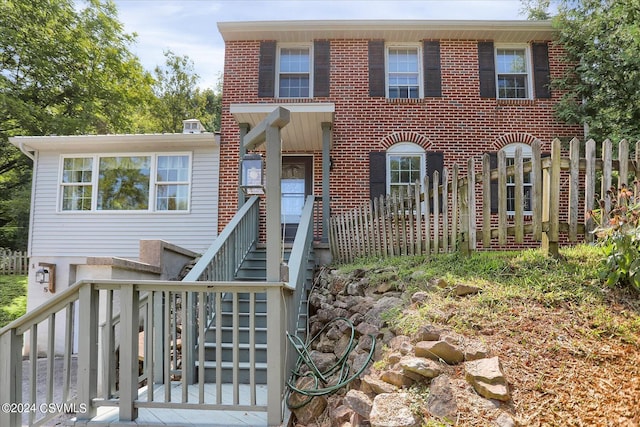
[
  {"xmin": 58, "ymin": 152, "xmax": 193, "ymax": 213},
  {"xmin": 385, "ymin": 142, "xmax": 426, "ymax": 195},
  {"xmin": 385, "ymin": 43, "xmax": 423, "ymax": 99},
  {"xmin": 494, "ymin": 44, "xmax": 533, "ymax": 100},
  {"xmin": 501, "ymin": 143, "xmax": 533, "ymax": 216},
  {"xmin": 275, "ymin": 43, "xmax": 313, "ymax": 99}
]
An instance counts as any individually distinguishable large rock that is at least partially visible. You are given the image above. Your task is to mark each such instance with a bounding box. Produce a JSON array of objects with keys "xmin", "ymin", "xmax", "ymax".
[
  {"xmin": 369, "ymin": 393, "xmax": 420, "ymax": 427},
  {"xmin": 415, "ymin": 340, "xmax": 464, "ymax": 364},
  {"xmin": 380, "ymin": 368, "xmax": 414, "ymax": 388},
  {"xmin": 290, "ymin": 377, "xmax": 328, "ymax": 424},
  {"xmin": 365, "ymin": 296, "xmax": 404, "ymax": 328},
  {"xmin": 464, "ymin": 356, "xmax": 510, "ymax": 401},
  {"xmin": 412, "ymin": 324, "xmax": 441, "ymax": 342},
  {"xmin": 399, "ymin": 356, "xmax": 443, "ymax": 379},
  {"xmin": 361, "ymin": 374, "xmax": 398, "ymax": 395},
  {"xmin": 344, "ymin": 389, "xmax": 373, "ymax": 418},
  {"xmin": 426, "ymin": 374, "xmax": 457, "ymax": 420}
]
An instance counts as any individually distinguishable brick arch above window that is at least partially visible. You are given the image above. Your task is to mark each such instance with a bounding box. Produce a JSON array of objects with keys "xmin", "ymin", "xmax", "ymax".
[
  {"xmin": 380, "ymin": 131, "xmax": 432, "ymax": 150},
  {"xmin": 492, "ymin": 132, "xmax": 540, "ymax": 151}
]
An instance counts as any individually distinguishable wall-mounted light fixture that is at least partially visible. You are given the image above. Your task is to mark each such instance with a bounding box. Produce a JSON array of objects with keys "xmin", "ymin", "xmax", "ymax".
[
  {"xmin": 36, "ymin": 263, "xmax": 56, "ymax": 293},
  {"xmin": 240, "ymin": 153, "xmax": 265, "ymax": 195}
]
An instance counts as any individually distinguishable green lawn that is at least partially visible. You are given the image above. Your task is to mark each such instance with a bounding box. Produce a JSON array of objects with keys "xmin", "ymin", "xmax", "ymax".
[{"xmin": 0, "ymin": 275, "xmax": 27, "ymax": 328}]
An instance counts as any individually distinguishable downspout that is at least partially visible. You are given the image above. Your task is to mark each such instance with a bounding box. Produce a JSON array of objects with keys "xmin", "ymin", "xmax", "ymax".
[{"xmin": 18, "ymin": 142, "xmax": 37, "ymax": 256}]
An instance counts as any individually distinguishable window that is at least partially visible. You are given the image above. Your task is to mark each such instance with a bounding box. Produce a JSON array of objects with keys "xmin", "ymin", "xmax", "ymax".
[
  {"xmin": 387, "ymin": 46, "xmax": 421, "ymax": 99},
  {"xmin": 502, "ymin": 143, "xmax": 532, "ymax": 215},
  {"xmin": 61, "ymin": 157, "xmax": 93, "ymax": 211},
  {"xmin": 496, "ymin": 47, "xmax": 530, "ymax": 99},
  {"xmin": 60, "ymin": 154, "xmax": 191, "ymax": 212},
  {"xmin": 277, "ymin": 45, "xmax": 311, "ymax": 98},
  {"xmin": 156, "ymin": 155, "xmax": 190, "ymax": 211},
  {"xmin": 386, "ymin": 143, "xmax": 425, "ymax": 195}
]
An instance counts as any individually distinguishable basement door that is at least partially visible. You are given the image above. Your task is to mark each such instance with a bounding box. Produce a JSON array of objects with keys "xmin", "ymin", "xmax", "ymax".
[{"xmin": 281, "ymin": 156, "xmax": 313, "ymax": 243}]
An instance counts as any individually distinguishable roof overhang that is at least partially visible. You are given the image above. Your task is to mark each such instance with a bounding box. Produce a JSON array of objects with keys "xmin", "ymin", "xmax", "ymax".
[
  {"xmin": 218, "ymin": 19, "xmax": 555, "ymax": 44},
  {"xmin": 230, "ymin": 103, "xmax": 335, "ymax": 152},
  {"xmin": 9, "ymin": 133, "xmax": 219, "ymax": 154}
]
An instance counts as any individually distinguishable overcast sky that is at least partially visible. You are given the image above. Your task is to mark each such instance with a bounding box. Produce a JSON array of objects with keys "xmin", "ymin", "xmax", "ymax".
[{"xmin": 113, "ymin": 0, "xmax": 531, "ymax": 89}]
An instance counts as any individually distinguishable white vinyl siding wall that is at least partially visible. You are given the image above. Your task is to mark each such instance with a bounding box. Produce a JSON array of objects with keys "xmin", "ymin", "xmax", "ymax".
[{"xmin": 29, "ymin": 146, "xmax": 219, "ymax": 257}]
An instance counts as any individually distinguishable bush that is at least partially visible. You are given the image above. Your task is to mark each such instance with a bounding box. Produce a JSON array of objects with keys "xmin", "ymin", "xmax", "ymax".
[{"xmin": 592, "ymin": 182, "xmax": 640, "ymax": 293}]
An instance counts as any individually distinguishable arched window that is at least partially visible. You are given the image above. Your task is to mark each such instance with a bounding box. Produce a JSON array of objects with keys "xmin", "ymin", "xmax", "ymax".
[
  {"xmin": 386, "ymin": 142, "xmax": 425, "ymax": 195},
  {"xmin": 501, "ymin": 143, "xmax": 533, "ymax": 215}
]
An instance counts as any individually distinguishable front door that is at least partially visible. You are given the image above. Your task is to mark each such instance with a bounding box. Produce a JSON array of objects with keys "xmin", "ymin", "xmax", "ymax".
[{"xmin": 281, "ymin": 156, "xmax": 312, "ymax": 242}]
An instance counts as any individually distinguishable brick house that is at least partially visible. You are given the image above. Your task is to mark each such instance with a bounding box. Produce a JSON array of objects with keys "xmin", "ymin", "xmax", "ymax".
[{"xmin": 217, "ymin": 20, "xmax": 583, "ymax": 253}]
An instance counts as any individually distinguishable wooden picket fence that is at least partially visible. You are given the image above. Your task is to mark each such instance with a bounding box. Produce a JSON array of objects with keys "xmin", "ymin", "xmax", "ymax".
[
  {"xmin": 0, "ymin": 249, "xmax": 29, "ymax": 275},
  {"xmin": 329, "ymin": 138, "xmax": 640, "ymax": 263}
]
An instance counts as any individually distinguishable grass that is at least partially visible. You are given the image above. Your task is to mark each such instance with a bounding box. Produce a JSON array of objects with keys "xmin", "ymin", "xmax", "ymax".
[
  {"xmin": 0, "ymin": 275, "xmax": 27, "ymax": 328},
  {"xmin": 339, "ymin": 244, "xmax": 640, "ymax": 346},
  {"xmin": 338, "ymin": 244, "xmax": 640, "ymax": 424}
]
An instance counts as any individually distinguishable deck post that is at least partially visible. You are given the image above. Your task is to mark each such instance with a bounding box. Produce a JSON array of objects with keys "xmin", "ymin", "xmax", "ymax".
[
  {"xmin": 0, "ymin": 329, "xmax": 22, "ymax": 427},
  {"xmin": 119, "ymin": 283, "xmax": 140, "ymax": 421},
  {"xmin": 266, "ymin": 286, "xmax": 284, "ymax": 426},
  {"xmin": 76, "ymin": 283, "xmax": 98, "ymax": 420}
]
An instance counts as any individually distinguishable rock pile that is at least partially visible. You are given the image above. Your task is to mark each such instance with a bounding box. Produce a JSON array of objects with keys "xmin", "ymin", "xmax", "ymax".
[{"xmin": 290, "ymin": 266, "xmax": 517, "ymax": 427}]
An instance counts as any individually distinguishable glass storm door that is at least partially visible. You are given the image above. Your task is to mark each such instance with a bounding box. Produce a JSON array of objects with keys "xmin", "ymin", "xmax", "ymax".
[{"xmin": 281, "ymin": 157, "xmax": 312, "ymax": 242}]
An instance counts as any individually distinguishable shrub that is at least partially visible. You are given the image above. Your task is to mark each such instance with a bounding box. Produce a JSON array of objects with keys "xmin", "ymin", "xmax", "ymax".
[{"xmin": 592, "ymin": 182, "xmax": 640, "ymax": 293}]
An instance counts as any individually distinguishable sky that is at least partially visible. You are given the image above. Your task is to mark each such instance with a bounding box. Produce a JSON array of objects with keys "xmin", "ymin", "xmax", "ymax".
[{"xmin": 112, "ymin": 0, "xmax": 532, "ymax": 89}]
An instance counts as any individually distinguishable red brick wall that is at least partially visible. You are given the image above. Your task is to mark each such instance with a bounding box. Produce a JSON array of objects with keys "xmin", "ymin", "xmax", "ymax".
[{"xmin": 219, "ymin": 38, "xmax": 583, "ymax": 241}]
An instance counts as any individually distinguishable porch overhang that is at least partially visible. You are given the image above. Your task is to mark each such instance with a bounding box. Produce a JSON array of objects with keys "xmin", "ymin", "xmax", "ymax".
[{"xmin": 230, "ymin": 103, "xmax": 335, "ymax": 152}]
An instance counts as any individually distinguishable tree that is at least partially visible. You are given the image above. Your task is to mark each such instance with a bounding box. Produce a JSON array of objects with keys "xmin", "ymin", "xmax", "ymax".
[
  {"xmin": 152, "ymin": 51, "xmax": 223, "ymax": 133},
  {"xmin": 552, "ymin": 0, "xmax": 640, "ymax": 140},
  {"xmin": 0, "ymin": 0, "xmax": 155, "ymax": 249},
  {"xmin": 520, "ymin": 0, "xmax": 552, "ymax": 19}
]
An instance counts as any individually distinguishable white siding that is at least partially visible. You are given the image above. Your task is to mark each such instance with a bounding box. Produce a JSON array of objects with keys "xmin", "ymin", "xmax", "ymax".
[{"xmin": 30, "ymin": 146, "xmax": 219, "ymax": 258}]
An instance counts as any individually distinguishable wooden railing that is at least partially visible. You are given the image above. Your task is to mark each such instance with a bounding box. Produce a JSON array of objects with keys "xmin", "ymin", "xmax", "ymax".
[
  {"xmin": 0, "ymin": 249, "xmax": 28, "ymax": 275},
  {"xmin": 330, "ymin": 138, "xmax": 640, "ymax": 262},
  {"xmin": 0, "ymin": 279, "xmax": 288, "ymax": 427},
  {"xmin": 0, "ymin": 194, "xmax": 302, "ymax": 426}
]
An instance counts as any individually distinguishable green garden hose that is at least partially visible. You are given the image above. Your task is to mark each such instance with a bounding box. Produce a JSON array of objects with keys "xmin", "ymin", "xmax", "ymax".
[{"xmin": 285, "ymin": 317, "xmax": 376, "ymax": 409}]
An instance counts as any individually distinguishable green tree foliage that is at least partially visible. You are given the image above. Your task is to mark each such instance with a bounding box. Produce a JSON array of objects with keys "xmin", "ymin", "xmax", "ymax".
[
  {"xmin": 0, "ymin": 0, "xmax": 154, "ymax": 249},
  {"xmin": 152, "ymin": 51, "xmax": 222, "ymax": 133},
  {"xmin": 553, "ymin": 0, "xmax": 640, "ymax": 140},
  {"xmin": 520, "ymin": 0, "xmax": 552, "ymax": 19}
]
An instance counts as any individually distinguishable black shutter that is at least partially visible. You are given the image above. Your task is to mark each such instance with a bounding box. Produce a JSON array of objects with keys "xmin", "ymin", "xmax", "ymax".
[
  {"xmin": 532, "ymin": 42, "xmax": 551, "ymax": 99},
  {"xmin": 258, "ymin": 41, "xmax": 276, "ymax": 98},
  {"xmin": 368, "ymin": 40, "xmax": 385, "ymax": 97},
  {"xmin": 488, "ymin": 152, "xmax": 498, "ymax": 214},
  {"xmin": 369, "ymin": 152, "xmax": 386, "ymax": 200},
  {"xmin": 426, "ymin": 152, "xmax": 444, "ymax": 213},
  {"xmin": 314, "ymin": 40, "xmax": 330, "ymax": 97},
  {"xmin": 478, "ymin": 41, "xmax": 496, "ymax": 99},
  {"xmin": 423, "ymin": 40, "xmax": 442, "ymax": 97}
]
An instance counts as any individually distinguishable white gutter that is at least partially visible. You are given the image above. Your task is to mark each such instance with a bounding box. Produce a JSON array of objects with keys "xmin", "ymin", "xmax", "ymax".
[{"xmin": 18, "ymin": 142, "xmax": 35, "ymax": 161}]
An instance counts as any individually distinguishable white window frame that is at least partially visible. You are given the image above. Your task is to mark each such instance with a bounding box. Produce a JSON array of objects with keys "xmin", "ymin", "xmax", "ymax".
[
  {"xmin": 501, "ymin": 143, "xmax": 533, "ymax": 215},
  {"xmin": 386, "ymin": 142, "xmax": 426, "ymax": 195},
  {"xmin": 58, "ymin": 152, "xmax": 192, "ymax": 213},
  {"xmin": 495, "ymin": 44, "xmax": 533, "ymax": 100},
  {"xmin": 385, "ymin": 43, "xmax": 423, "ymax": 99},
  {"xmin": 276, "ymin": 43, "xmax": 313, "ymax": 99}
]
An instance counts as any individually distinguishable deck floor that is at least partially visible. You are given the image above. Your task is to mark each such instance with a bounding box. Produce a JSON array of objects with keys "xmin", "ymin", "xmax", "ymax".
[{"xmin": 73, "ymin": 383, "xmax": 271, "ymax": 427}]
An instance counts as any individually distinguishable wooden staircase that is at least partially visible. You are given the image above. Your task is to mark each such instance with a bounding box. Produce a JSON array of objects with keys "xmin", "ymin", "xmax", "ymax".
[{"xmin": 195, "ymin": 246, "xmax": 314, "ymax": 385}]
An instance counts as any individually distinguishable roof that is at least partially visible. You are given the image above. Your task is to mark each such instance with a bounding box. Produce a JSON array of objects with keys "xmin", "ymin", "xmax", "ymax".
[
  {"xmin": 9, "ymin": 132, "xmax": 219, "ymax": 153},
  {"xmin": 217, "ymin": 19, "xmax": 556, "ymax": 44}
]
